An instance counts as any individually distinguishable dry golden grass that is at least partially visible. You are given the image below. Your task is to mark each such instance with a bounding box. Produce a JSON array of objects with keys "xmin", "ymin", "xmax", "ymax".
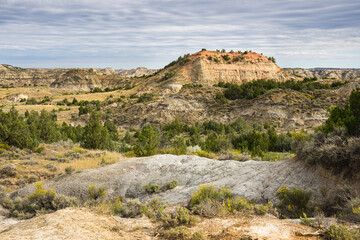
[
  {"xmin": 57, "ymin": 151, "xmax": 121, "ymax": 173},
  {"xmin": 0, "ymin": 143, "xmax": 124, "ymax": 192}
]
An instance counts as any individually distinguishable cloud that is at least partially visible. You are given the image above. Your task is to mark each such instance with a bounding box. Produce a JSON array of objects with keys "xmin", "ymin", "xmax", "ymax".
[{"xmin": 0, "ymin": 0, "xmax": 359, "ymax": 68}]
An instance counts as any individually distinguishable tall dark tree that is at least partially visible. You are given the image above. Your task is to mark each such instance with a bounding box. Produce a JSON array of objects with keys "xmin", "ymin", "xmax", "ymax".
[{"xmin": 82, "ymin": 112, "xmax": 111, "ymax": 150}]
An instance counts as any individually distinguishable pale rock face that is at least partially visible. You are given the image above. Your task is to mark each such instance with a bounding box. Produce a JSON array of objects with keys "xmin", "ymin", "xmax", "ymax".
[
  {"xmin": 12, "ymin": 155, "xmax": 334, "ymax": 204},
  {"xmin": 186, "ymin": 58, "xmax": 291, "ymax": 86},
  {"xmin": 285, "ymin": 68, "xmax": 360, "ymax": 80},
  {"xmin": 13, "ymin": 94, "xmax": 29, "ymax": 102}
]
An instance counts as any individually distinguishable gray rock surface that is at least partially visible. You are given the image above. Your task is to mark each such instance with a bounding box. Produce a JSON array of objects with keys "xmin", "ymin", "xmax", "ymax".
[{"xmin": 12, "ymin": 155, "xmax": 334, "ymax": 204}]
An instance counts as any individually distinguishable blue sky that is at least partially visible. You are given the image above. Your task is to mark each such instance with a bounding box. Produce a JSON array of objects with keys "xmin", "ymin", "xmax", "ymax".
[{"xmin": 0, "ymin": 0, "xmax": 359, "ymax": 69}]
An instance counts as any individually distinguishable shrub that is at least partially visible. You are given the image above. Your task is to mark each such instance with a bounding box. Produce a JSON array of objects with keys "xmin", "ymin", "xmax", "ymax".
[
  {"xmin": 226, "ymin": 196, "xmax": 253, "ymax": 213},
  {"xmin": 0, "ymin": 163, "xmax": 17, "ymax": 177},
  {"xmin": 65, "ymin": 166, "xmax": 75, "ymax": 174},
  {"xmin": 192, "ymin": 198, "xmax": 228, "ymax": 217},
  {"xmin": 192, "ymin": 231, "xmax": 205, "ymax": 240},
  {"xmin": 254, "ymin": 202, "xmax": 273, "ymax": 215},
  {"xmin": 159, "ymin": 226, "xmax": 190, "ymax": 240},
  {"xmin": 141, "ymin": 198, "xmax": 167, "ymax": 219},
  {"xmin": 3, "ymin": 182, "xmax": 78, "ymax": 219},
  {"xmin": 276, "ymin": 186, "xmax": 312, "ymax": 218},
  {"xmin": 44, "ymin": 163, "xmax": 57, "ymax": 172},
  {"xmin": 121, "ymin": 198, "xmax": 142, "ymax": 218},
  {"xmin": 190, "ymin": 184, "xmax": 220, "ymax": 206},
  {"xmin": 167, "ymin": 180, "xmax": 179, "ymax": 190},
  {"xmin": 162, "ymin": 71, "xmax": 176, "ymax": 81},
  {"xmin": 160, "ymin": 207, "xmax": 197, "ymax": 228},
  {"xmin": 143, "ymin": 184, "xmax": 161, "ymax": 194},
  {"xmin": 189, "ymin": 184, "xmax": 247, "ymax": 217},
  {"xmin": 138, "ymin": 93, "xmax": 154, "ymax": 103},
  {"xmin": 88, "ymin": 184, "xmax": 107, "ymax": 200},
  {"xmin": 300, "ymin": 213, "xmax": 313, "ymax": 226},
  {"xmin": 222, "ymin": 54, "xmax": 230, "ymax": 61},
  {"xmin": 0, "ymin": 185, "xmax": 6, "ymax": 203},
  {"xmin": 109, "ymin": 196, "xmax": 123, "ymax": 215},
  {"xmin": 325, "ymin": 225, "xmax": 357, "ymax": 240}
]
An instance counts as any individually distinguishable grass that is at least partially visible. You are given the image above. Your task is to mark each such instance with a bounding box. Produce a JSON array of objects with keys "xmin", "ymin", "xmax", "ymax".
[
  {"xmin": 0, "ymin": 143, "xmax": 122, "ymax": 192},
  {"xmin": 57, "ymin": 151, "xmax": 120, "ymax": 172}
]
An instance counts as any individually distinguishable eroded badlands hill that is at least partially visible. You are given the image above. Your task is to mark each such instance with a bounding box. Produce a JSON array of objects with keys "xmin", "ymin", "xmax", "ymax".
[{"xmin": 285, "ymin": 68, "xmax": 360, "ymax": 80}]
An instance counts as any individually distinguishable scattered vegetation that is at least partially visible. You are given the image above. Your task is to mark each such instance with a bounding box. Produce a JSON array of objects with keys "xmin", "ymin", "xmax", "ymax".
[
  {"xmin": 295, "ymin": 89, "xmax": 360, "ymax": 179},
  {"xmin": 2, "ymin": 182, "xmax": 78, "ymax": 219},
  {"xmin": 88, "ymin": 184, "xmax": 107, "ymax": 200},
  {"xmin": 325, "ymin": 224, "xmax": 360, "ymax": 240},
  {"xmin": 215, "ymin": 78, "xmax": 346, "ymax": 100},
  {"xmin": 276, "ymin": 185, "xmax": 312, "ymax": 218}
]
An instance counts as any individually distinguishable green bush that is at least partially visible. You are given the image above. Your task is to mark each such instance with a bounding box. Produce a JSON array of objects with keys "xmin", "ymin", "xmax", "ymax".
[
  {"xmin": 276, "ymin": 185, "xmax": 312, "ymax": 218},
  {"xmin": 143, "ymin": 184, "xmax": 161, "ymax": 194},
  {"xmin": 138, "ymin": 93, "xmax": 154, "ymax": 103},
  {"xmin": 110, "ymin": 196, "xmax": 123, "ymax": 215},
  {"xmin": 2, "ymin": 182, "xmax": 78, "ymax": 219},
  {"xmin": 192, "ymin": 231, "xmax": 205, "ymax": 240},
  {"xmin": 0, "ymin": 185, "xmax": 6, "ymax": 203},
  {"xmin": 65, "ymin": 166, "xmax": 75, "ymax": 174},
  {"xmin": 141, "ymin": 198, "xmax": 167, "ymax": 219},
  {"xmin": 189, "ymin": 184, "xmax": 254, "ymax": 217},
  {"xmin": 254, "ymin": 202, "xmax": 273, "ymax": 215},
  {"xmin": 160, "ymin": 207, "xmax": 197, "ymax": 228},
  {"xmin": 159, "ymin": 226, "xmax": 190, "ymax": 240},
  {"xmin": 88, "ymin": 184, "xmax": 107, "ymax": 200},
  {"xmin": 167, "ymin": 180, "xmax": 179, "ymax": 190},
  {"xmin": 120, "ymin": 198, "xmax": 142, "ymax": 218},
  {"xmin": 226, "ymin": 196, "xmax": 253, "ymax": 213},
  {"xmin": 325, "ymin": 225, "xmax": 358, "ymax": 240}
]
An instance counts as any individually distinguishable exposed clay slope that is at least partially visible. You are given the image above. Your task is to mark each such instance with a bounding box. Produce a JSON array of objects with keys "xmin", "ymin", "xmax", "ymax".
[
  {"xmin": 49, "ymin": 69, "xmax": 133, "ymax": 91},
  {"xmin": 0, "ymin": 65, "xmax": 155, "ymax": 89},
  {"xmin": 285, "ymin": 68, "xmax": 360, "ymax": 80},
  {"xmin": 0, "ymin": 64, "xmax": 62, "ymax": 87},
  {"xmin": 107, "ymin": 81, "xmax": 359, "ymax": 130},
  {"xmin": 13, "ymin": 155, "xmax": 334, "ymax": 204}
]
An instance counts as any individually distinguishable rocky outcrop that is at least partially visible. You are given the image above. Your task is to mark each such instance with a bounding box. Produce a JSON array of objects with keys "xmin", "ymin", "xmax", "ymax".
[
  {"xmin": 0, "ymin": 65, "xmax": 156, "ymax": 89},
  {"xmin": 0, "ymin": 64, "xmax": 61, "ymax": 87},
  {"xmin": 49, "ymin": 70, "xmax": 132, "ymax": 91},
  {"xmin": 12, "ymin": 155, "xmax": 334, "ymax": 204},
  {"xmin": 156, "ymin": 51, "xmax": 295, "ymax": 87},
  {"xmin": 117, "ymin": 67, "xmax": 157, "ymax": 78},
  {"xmin": 285, "ymin": 68, "xmax": 360, "ymax": 80}
]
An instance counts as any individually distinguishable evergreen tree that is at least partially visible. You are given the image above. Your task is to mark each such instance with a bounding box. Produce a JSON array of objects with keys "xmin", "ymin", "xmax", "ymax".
[
  {"xmin": 0, "ymin": 107, "xmax": 34, "ymax": 149},
  {"xmin": 82, "ymin": 112, "xmax": 111, "ymax": 150},
  {"xmin": 104, "ymin": 119, "xmax": 119, "ymax": 141},
  {"xmin": 134, "ymin": 124, "xmax": 159, "ymax": 157}
]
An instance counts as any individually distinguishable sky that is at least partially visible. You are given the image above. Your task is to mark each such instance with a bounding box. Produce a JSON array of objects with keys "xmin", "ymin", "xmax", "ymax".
[{"xmin": 0, "ymin": 0, "xmax": 359, "ymax": 69}]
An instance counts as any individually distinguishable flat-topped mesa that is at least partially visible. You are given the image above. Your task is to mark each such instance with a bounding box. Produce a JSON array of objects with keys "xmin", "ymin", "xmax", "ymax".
[{"xmin": 158, "ymin": 50, "xmax": 295, "ymax": 86}]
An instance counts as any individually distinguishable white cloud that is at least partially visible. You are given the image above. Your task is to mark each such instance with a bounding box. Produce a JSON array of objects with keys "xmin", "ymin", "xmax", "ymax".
[{"xmin": 0, "ymin": 0, "xmax": 359, "ymax": 68}]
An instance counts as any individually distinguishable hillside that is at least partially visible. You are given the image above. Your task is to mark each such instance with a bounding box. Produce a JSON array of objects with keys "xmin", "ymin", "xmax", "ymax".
[
  {"xmin": 0, "ymin": 65, "xmax": 155, "ymax": 89},
  {"xmin": 143, "ymin": 51, "xmax": 294, "ymax": 91},
  {"xmin": 285, "ymin": 68, "xmax": 360, "ymax": 80}
]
